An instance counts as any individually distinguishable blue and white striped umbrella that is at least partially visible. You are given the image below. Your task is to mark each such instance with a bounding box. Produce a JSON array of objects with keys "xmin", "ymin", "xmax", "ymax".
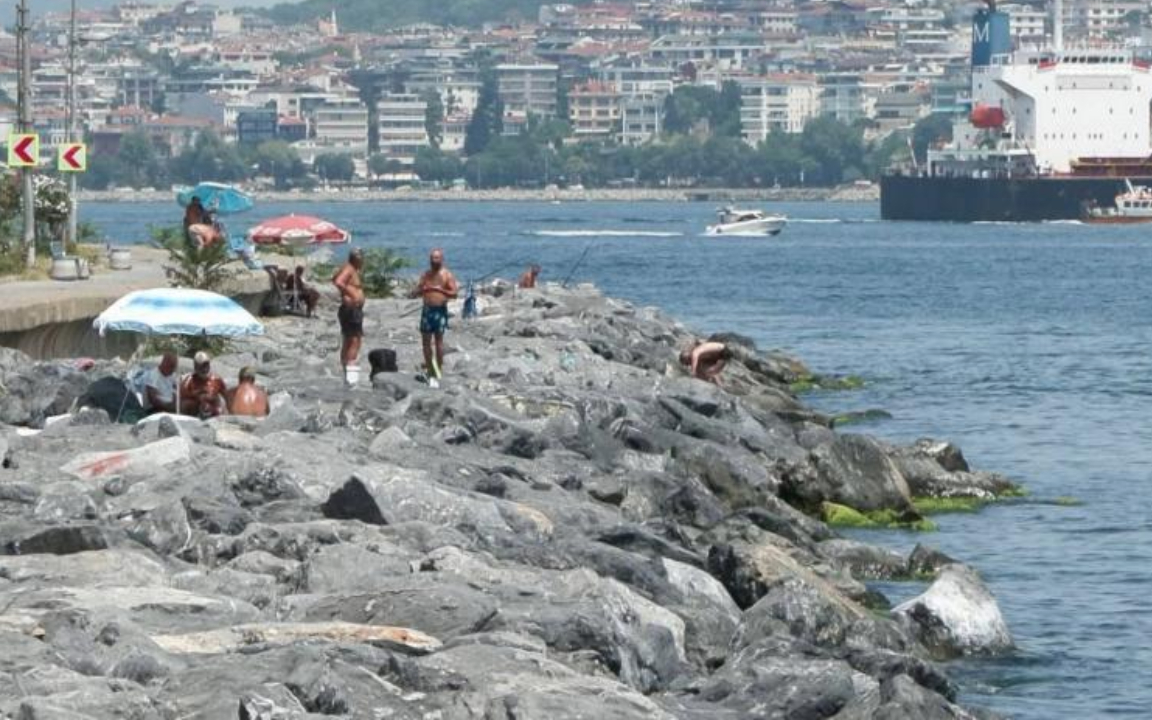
[{"xmin": 93, "ymin": 288, "xmax": 264, "ymax": 338}]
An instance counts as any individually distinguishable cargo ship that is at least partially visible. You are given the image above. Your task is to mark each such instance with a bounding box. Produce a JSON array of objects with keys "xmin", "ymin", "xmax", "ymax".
[{"xmin": 880, "ymin": 0, "xmax": 1152, "ymax": 222}]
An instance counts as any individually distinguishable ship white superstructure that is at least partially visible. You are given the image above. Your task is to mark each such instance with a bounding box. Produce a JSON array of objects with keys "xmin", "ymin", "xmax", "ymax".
[{"xmin": 971, "ymin": 48, "xmax": 1152, "ymax": 172}]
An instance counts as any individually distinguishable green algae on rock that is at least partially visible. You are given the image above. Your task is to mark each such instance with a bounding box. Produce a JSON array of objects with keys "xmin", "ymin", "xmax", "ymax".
[
  {"xmin": 820, "ymin": 502, "xmax": 937, "ymax": 532},
  {"xmin": 789, "ymin": 374, "xmax": 866, "ymax": 394}
]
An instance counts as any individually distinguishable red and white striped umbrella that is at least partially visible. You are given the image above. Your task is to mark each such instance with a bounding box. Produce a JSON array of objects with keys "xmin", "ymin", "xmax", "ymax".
[{"xmin": 247, "ymin": 214, "xmax": 351, "ymax": 246}]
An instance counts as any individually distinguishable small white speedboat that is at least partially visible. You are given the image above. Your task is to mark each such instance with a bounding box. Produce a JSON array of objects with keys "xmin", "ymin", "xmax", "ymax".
[{"xmin": 706, "ymin": 207, "xmax": 787, "ymax": 236}]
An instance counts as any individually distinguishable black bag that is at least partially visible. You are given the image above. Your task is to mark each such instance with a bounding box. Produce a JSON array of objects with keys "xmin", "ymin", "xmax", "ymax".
[{"xmin": 368, "ymin": 349, "xmax": 398, "ymax": 378}]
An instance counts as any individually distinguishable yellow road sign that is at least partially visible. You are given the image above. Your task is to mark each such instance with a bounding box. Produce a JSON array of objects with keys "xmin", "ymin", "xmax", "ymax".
[
  {"xmin": 7, "ymin": 133, "xmax": 39, "ymax": 167},
  {"xmin": 58, "ymin": 143, "xmax": 87, "ymax": 172}
]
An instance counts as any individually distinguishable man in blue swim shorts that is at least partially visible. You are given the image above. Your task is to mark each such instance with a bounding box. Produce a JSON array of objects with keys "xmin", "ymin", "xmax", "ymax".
[{"xmin": 412, "ymin": 248, "xmax": 459, "ymax": 386}]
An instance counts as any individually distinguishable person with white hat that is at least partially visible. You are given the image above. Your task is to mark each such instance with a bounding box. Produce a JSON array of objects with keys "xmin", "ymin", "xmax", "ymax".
[{"xmin": 179, "ymin": 351, "xmax": 227, "ymax": 418}]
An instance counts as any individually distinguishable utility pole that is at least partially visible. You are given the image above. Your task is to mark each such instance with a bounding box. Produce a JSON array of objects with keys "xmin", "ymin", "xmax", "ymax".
[
  {"xmin": 16, "ymin": 0, "xmax": 35, "ymax": 268},
  {"xmin": 66, "ymin": 0, "xmax": 79, "ymax": 248}
]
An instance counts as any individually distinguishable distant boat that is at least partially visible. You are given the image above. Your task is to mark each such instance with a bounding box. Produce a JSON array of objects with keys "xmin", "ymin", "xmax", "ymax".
[
  {"xmin": 706, "ymin": 207, "xmax": 787, "ymax": 236},
  {"xmin": 1083, "ymin": 180, "xmax": 1152, "ymax": 224}
]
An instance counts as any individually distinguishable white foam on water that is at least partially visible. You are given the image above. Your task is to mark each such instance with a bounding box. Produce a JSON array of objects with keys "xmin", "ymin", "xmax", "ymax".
[{"xmin": 526, "ymin": 229, "xmax": 684, "ymax": 238}]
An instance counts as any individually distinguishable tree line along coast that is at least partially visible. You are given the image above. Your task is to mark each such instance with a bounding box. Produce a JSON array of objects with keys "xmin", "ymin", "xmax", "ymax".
[{"xmin": 77, "ymin": 81, "xmax": 951, "ymax": 193}]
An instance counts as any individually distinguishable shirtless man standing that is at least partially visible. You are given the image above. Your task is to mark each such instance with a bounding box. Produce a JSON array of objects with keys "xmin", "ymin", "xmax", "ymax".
[
  {"xmin": 411, "ymin": 248, "xmax": 458, "ymax": 388},
  {"xmin": 332, "ymin": 248, "xmax": 365, "ymax": 386}
]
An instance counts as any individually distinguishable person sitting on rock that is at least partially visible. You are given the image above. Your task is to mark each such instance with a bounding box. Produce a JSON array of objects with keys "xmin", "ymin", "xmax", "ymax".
[
  {"xmin": 143, "ymin": 352, "xmax": 179, "ymax": 414},
  {"xmin": 679, "ymin": 340, "xmax": 732, "ymax": 385},
  {"xmin": 226, "ymin": 367, "xmax": 269, "ymax": 417},
  {"xmin": 518, "ymin": 264, "xmax": 541, "ymax": 289},
  {"xmin": 180, "ymin": 351, "xmax": 227, "ymax": 418},
  {"xmin": 286, "ymin": 265, "xmax": 320, "ymax": 317}
]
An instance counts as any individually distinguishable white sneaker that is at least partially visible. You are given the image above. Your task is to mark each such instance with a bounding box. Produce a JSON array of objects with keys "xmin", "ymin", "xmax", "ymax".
[{"xmin": 428, "ymin": 377, "xmax": 440, "ymax": 389}]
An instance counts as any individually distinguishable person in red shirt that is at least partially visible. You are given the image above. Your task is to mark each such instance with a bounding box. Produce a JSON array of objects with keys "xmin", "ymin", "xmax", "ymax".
[{"xmin": 180, "ymin": 351, "xmax": 227, "ymax": 418}]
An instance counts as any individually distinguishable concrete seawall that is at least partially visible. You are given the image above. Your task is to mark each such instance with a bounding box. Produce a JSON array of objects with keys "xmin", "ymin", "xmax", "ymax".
[{"xmin": 0, "ymin": 246, "xmax": 279, "ymax": 359}]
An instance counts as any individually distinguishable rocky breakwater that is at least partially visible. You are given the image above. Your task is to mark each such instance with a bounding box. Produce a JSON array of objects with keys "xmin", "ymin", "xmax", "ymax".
[{"xmin": 0, "ymin": 284, "xmax": 1021, "ymax": 719}]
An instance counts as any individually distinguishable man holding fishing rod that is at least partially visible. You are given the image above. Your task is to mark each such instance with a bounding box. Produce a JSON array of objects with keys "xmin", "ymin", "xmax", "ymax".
[{"xmin": 411, "ymin": 248, "xmax": 459, "ymax": 389}]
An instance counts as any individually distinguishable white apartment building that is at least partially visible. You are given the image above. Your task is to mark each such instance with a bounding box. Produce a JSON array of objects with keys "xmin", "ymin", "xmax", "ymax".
[
  {"xmin": 648, "ymin": 34, "xmax": 764, "ymax": 71},
  {"xmin": 215, "ymin": 48, "xmax": 278, "ymax": 78},
  {"xmin": 820, "ymin": 73, "xmax": 872, "ymax": 125},
  {"xmin": 596, "ymin": 62, "xmax": 674, "ymax": 97},
  {"xmin": 740, "ymin": 75, "xmax": 821, "ymax": 143},
  {"xmin": 568, "ymin": 81, "xmax": 621, "ymax": 139},
  {"xmin": 1001, "ymin": 3, "xmax": 1048, "ymax": 46},
  {"xmin": 312, "ymin": 97, "xmax": 369, "ymax": 157},
  {"xmin": 620, "ymin": 93, "xmax": 664, "ymax": 145},
  {"xmin": 378, "ymin": 93, "xmax": 429, "ymax": 164},
  {"xmin": 496, "ymin": 64, "xmax": 559, "ymax": 118},
  {"xmin": 1065, "ymin": 0, "xmax": 1144, "ymax": 39}
]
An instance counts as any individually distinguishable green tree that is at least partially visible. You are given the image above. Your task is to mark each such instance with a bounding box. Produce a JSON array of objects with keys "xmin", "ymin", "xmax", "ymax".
[
  {"xmin": 171, "ymin": 130, "xmax": 249, "ymax": 184},
  {"xmin": 800, "ymin": 116, "xmax": 866, "ymax": 185},
  {"xmin": 314, "ymin": 153, "xmax": 356, "ymax": 182},
  {"xmin": 413, "ymin": 146, "xmax": 464, "ymax": 183},
  {"xmin": 251, "ymin": 140, "xmax": 307, "ymax": 189},
  {"xmin": 116, "ymin": 130, "xmax": 165, "ymax": 188},
  {"xmin": 911, "ymin": 113, "xmax": 955, "ymax": 164},
  {"xmin": 359, "ymin": 248, "xmax": 411, "ymax": 298},
  {"xmin": 422, "ymin": 89, "xmax": 444, "ymax": 148},
  {"xmin": 465, "ymin": 68, "xmax": 504, "ymax": 156}
]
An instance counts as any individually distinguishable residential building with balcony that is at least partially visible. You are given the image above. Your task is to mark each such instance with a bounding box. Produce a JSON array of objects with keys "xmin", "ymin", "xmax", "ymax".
[
  {"xmin": 740, "ymin": 74, "xmax": 820, "ymax": 143},
  {"xmin": 378, "ymin": 93, "xmax": 430, "ymax": 164},
  {"xmin": 312, "ymin": 97, "xmax": 369, "ymax": 156},
  {"xmin": 496, "ymin": 63, "xmax": 560, "ymax": 118},
  {"xmin": 568, "ymin": 81, "xmax": 621, "ymax": 139}
]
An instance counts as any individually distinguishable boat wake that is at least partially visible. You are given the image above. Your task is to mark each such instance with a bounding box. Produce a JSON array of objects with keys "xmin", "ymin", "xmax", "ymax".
[{"xmin": 525, "ymin": 229, "xmax": 684, "ymax": 238}]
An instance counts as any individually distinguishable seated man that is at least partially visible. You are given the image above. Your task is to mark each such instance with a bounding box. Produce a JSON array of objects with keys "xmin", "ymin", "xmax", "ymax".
[
  {"xmin": 678, "ymin": 340, "xmax": 732, "ymax": 385},
  {"xmin": 226, "ymin": 367, "xmax": 269, "ymax": 417},
  {"xmin": 285, "ymin": 265, "xmax": 320, "ymax": 317},
  {"xmin": 179, "ymin": 352, "xmax": 227, "ymax": 418},
  {"xmin": 143, "ymin": 352, "xmax": 179, "ymax": 414}
]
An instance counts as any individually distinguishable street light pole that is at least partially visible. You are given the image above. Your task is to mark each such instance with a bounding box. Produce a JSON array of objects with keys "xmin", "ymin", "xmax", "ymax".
[
  {"xmin": 17, "ymin": 0, "xmax": 35, "ymax": 268},
  {"xmin": 67, "ymin": 0, "xmax": 79, "ymax": 248}
]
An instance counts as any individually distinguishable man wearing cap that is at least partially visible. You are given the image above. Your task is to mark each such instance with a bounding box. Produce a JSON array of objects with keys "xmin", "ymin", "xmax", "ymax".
[
  {"xmin": 332, "ymin": 249, "xmax": 365, "ymax": 387},
  {"xmin": 180, "ymin": 352, "xmax": 227, "ymax": 418},
  {"xmin": 226, "ymin": 367, "xmax": 269, "ymax": 417}
]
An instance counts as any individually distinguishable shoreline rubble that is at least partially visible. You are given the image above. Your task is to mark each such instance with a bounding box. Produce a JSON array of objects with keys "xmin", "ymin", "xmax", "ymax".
[{"xmin": 0, "ymin": 282, "xmax": 1014, "ymax": 719}]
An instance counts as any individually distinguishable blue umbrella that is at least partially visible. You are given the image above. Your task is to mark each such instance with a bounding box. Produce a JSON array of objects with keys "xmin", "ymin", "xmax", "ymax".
[
  {"xmin": 93, "ymin": 288, "xmax": 264, "ymax": 338},
  {"xmin": 175, "ymin": 182, "xmax": 254, "ymax": 215}
]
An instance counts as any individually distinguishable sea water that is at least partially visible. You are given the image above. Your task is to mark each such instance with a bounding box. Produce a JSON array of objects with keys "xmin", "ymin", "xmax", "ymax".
[{"xmin": 86, "ymin": 199, "xmax": 1152, "ymax": 718}]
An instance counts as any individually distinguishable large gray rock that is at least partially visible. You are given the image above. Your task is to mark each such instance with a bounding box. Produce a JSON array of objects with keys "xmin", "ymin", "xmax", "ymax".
[
  {"xmin": 793, "ymin": 434, "xmax": 917, "ymax": 514},
  {"xmin": 893, "ymin": 564, "xmax": 1014, "ymax": 659}
]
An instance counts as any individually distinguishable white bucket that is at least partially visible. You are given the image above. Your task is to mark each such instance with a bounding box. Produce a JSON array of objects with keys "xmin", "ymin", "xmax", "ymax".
[
  {"xmin": 50, "ymin": 257, "xmax": 79, "ymax": 281},
  {"xmin": 109, "ymin": 248, "xmax": 132, "ymax": 270},
  {"xmin": 76, "ymin": 258, "xmax": 90, "ymax": 280}
]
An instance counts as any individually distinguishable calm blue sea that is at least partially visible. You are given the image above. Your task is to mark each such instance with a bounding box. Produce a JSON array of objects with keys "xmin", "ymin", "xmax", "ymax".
[{"xmin": 82, "ymin": 199, "xmax": 1152, "ymax": 719}]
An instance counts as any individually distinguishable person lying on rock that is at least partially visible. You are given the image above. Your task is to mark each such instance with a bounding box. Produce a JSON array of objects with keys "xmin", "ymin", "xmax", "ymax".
[
  {"xmin": 679, "ymin": 340, "xmax": 732, "ymax": 385},
  {"xmin": 143, "ymin": 352, "xmax": 179, "ymax": 414},
  {"xmin": 180, "ymin": 351, "xmax": 227, "ymax": 418},
  {"xmin": 226, "ymin": 367, "xmax": 269, "ymax": 417}
]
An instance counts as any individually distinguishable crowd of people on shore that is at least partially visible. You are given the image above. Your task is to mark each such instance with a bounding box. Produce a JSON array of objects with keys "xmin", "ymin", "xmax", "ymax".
[
  {"xmin": 141, "ymin": 351, "xmax": 268, "ymax": 419},
  {"xmin": 328, "ymin": 248, "xmax": 728, "ymax": 389}
]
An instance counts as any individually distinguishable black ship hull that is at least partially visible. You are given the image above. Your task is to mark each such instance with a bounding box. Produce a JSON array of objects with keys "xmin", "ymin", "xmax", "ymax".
[{"xmin": 880, "ymin": 175, "xmax": 1141, "ymax": 222}]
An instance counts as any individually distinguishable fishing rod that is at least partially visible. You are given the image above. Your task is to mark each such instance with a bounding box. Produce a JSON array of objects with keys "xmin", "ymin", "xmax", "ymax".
[{"xmin": 561, "ymin": 243, "xmax": 594, "ymax": 288}]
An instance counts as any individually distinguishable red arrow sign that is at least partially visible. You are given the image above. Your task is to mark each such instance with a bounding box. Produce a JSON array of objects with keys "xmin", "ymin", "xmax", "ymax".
[
  {"xmin": 13, "ymin": 136, "xmax": 35, "ymax": 165},
  {"xmin": 62, "ymin": 145, "xmax": 82, "ymax": 169}
]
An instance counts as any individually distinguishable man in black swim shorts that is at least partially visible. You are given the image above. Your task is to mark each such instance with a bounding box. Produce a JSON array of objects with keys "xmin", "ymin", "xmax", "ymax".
[{"xmin": 332, "ymin": 248, "xmax": 365, "ymax": 386}]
